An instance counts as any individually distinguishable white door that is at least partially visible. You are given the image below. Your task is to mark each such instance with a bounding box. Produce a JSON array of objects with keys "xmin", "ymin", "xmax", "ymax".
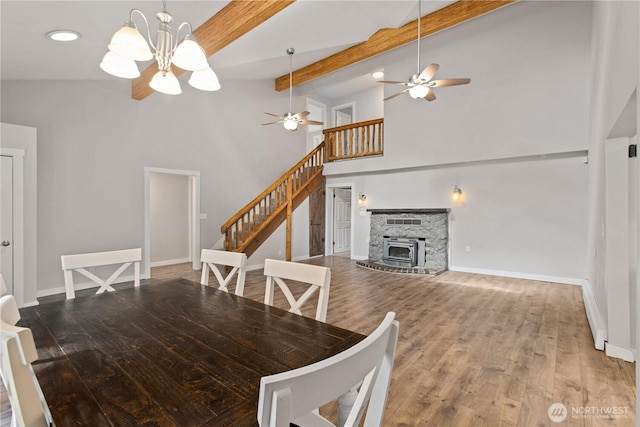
[
  {"xmin": 333, "ymin": 188, "xmax": 351, "ymax": 253},
  {"xmin": 1, "ymin": 155, "xmax": 14, "ymax": 294}
]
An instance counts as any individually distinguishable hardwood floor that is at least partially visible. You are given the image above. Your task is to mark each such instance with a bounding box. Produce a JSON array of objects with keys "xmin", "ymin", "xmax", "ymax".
[
  {"xmin": 5, "ymin": 257, "xmax": 634, "ymax": 426},
  {"xmin": 154, "ymin": 256, "xmax": 636, "ymax": 426}
]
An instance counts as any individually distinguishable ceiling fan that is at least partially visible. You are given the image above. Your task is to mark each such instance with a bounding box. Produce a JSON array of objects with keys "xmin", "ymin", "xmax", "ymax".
[
  {"xmin": 262, "ymin": 48, "xmax": 323, "ymax": 131},
  {"xmin": 378, "ymin": 0, "xmax": 470, "ymax": 102}
]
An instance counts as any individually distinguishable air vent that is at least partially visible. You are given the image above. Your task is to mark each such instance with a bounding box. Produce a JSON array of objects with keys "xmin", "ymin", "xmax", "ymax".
[{"xmin": 386, "ymin": 218, "xmax": 422, "ymax": 225}]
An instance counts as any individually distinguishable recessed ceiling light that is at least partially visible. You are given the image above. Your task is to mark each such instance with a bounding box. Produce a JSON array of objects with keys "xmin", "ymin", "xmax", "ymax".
[
  {"xmin": 46, "ymin": 30, "xmax": 81, "ymax": 42},
  {"xmin": 371, "ymin": 70, "xmax": 384, "ymax": 80}
]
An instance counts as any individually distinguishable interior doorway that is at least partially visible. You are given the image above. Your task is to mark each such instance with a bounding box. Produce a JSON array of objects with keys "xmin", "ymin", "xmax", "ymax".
[
  {"xmin": 331, "ymin": 102, "xmax": 356, "ymax": 127},
  {"xmin": 1, "ymin": 155, "xmax": 14, "ymax": 294},
  {"xmin": 0, "ymin": 146, "xmax": 26, "ymax": 307},
  {"xmin": 326, "ymin": 186, "xmax": 353, "ymax": 256},
  {"xmin": 144, "ymin": 167, "xmax": 201, "ymax": 279},
  {"xmin": 306, "ymin": 98, "xmax": 327, "ymax": 149},
  {"xmin": 149, "ymin": 173, "xmax": 191, "ymax": 267}
]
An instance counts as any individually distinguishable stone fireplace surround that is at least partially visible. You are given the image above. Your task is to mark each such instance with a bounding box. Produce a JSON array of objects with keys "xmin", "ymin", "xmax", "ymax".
[{"xmin": 357, "ymin": 208, "xmax": 449, "ymax": 275}]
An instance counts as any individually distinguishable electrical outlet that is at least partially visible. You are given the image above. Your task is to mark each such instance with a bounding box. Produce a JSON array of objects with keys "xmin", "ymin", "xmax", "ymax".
[{"xmin": 465, "ymin": 246, "xmax": 471, "ymax": 253}]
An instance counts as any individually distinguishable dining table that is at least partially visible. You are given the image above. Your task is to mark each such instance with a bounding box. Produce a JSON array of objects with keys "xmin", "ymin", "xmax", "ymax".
[{"xmin": 17, "ymin": 278, "xmax": 366, "ymax": 426}]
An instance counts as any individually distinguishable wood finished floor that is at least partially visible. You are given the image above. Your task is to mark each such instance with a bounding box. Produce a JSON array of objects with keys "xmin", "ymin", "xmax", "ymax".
[
  {"xmin": 154, "ymin": 256, "xmax": 636, "ymax": 427},
  {"xmin": 3, "ymin": 256, "xmax": 635, "ymax": 426}
]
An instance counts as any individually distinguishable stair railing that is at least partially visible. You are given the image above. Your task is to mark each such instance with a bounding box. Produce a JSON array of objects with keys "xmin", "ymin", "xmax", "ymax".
[
  {"xmin": 221, "ymin": 142, "xmax": 325, "ymax": 256},
  {"xmin": 220, "ymin": 118, "xmax": 384, "ymax": 258},
  {"xmin": 323, "ymin": 118, "xmax": 383, "ymax": 161}
]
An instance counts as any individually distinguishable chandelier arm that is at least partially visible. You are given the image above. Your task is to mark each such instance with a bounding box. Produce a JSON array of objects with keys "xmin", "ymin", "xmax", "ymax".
[
  {"xmin": 130, "ymin": 9, "xmax": 156, "ymax": 52},
  {"xmin": 175, "ymin": 21, "xmax": 195, "ymax": 51}
]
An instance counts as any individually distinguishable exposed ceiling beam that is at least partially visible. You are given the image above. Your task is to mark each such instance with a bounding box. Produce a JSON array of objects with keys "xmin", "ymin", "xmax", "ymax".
[
  {"xmin": 132, "ymin": 0, "xmax": 296, "ymax": 101},
  {"xmin": 274, "ymin": 0, "xmax": 515, "ymax": 92}
]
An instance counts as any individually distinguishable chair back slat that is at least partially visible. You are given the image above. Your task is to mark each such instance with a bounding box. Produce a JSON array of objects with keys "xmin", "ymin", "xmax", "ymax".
[
  {"xmin": 263, "ymin": 259, "xmax": 331, "ymax": 322},
  {"xmin": 257, "ymin": 312, "xmax": 399, "ymax": 427},
  {"xmin": 200, "ymin": 249, "xmax": 248, "ymax": 296},
  {"xmin": 61, "ymin": 248, "xmax": 142, "ymax": 299}
]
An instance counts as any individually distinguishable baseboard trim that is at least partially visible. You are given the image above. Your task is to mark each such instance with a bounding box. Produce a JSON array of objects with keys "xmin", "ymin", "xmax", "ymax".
[
  {"xmin": 605, "ymin": 343, "xmax": 635, "ymax": 362},
  {"xmin": 150, "ymin": 258, "xmax": 191, "ymax": 268},
  {"xmin": 581, "ymin": 279, "xmax": 607, "ymax": 350},
  {"xmin": 448, "ymin": 266, "xmax": 583, "ymax": 286}
]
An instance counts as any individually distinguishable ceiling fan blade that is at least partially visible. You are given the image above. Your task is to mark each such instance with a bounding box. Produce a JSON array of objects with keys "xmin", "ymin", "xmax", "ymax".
[
  {"xmin": 377, "ymin": 80, "xmax": 410, "ymax": 86},
  {"xmin": 418, "ymin": 63, "xmax": 439, "ymax": 82},
  {"xmin": 425, "ymin": 88, "xmax": 436, "ymax": 101},
  {"xmin": 261, "ymin": 121, "xmax": 284, "ymax": 126},
  {"xmin": 299, "ymin": 120, "xmax": 324, "ymax": 125},
  {"xmin": 430, "ymin": 78, "xmax": 471, "ymax": 87},
  {"xmin": 264, "ymin": 112, "xmax": 284, "ymax": 118},
  {"xmin": 383, "ymin": 88, "xmax": 410, "ymax": 101},
  {"xmin": 293, "ymin": 111, "xmax": 311, "ymax": 119}
]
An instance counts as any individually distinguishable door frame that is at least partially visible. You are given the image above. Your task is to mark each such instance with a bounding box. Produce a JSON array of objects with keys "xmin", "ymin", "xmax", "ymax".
[
  {"xmin": 144, "ymin": 167, "xmax": 201, "ymax": 278},
  {"xmin": 0, "ymin": 148, "xmax": 24, "ymax": 307},
  {"xmin": 325, "ymin": 182, "xmax": 355, "ymax": 257},
  {"xmin": 330, "ymin": 102, "xmax": 356, "ymax": 127}
]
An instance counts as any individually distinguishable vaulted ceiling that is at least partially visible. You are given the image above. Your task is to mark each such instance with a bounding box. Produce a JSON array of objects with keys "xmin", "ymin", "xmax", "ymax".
[{"xmin": 0, "ymin": 0, "xmax": 515, "ymax": 100}]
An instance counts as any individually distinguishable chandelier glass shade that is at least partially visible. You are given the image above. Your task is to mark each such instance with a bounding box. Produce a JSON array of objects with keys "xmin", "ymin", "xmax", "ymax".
[
  {"xmin": 149, "ymin": 70, "xmax": 182, "ymax": 95},
  {"xmin": 100, "ymin": 52, "xmax": 141, "ymax": 79},
  {"xmin": 100, "ymin": 5, "xmax": 220, "ymax": 95},
  {"xmin": 189, "ymin": 67, "xmax": 221, "ymax": 91}
]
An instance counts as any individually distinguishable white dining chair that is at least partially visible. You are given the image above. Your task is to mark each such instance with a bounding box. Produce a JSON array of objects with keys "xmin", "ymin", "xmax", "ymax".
[
  {"xmin": 61, "ymin": 248, "xmax": 142, "ymax": 299},
  {"xmin": 0, "ymin": 295, "xmax": 53, "ymax": 427},
  {"xmin": 257, "ymin": 312, "xmax": 399, "ymax": 427},
  {"xmin": 263, "ymin": 259, "xmax": 331, "ymax": 322},
  {"xmin": 0, "ymin": 273, "xmax": 7, "ymax": 295},
  {"xmin": 200, "ymin": 249, "xmax": 248, "ymax": 296}
]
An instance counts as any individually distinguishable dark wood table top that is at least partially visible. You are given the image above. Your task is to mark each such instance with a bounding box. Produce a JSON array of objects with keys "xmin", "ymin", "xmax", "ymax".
[{"xmin": 18, "ymin": 279, "xmax": 365, "ymax": 426}]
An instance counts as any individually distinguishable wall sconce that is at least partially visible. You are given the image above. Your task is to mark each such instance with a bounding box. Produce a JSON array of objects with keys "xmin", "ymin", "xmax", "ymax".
[
  {"xmin": 358, "ymin": 193, "xmax": 367, "ymax": 206},
  {"xmin": 452, "ymin": 185, "xmax": 462, "ymax": 201}
]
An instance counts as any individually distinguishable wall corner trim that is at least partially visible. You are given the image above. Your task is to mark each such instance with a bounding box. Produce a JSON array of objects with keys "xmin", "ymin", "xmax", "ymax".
[{"xmin": 581, "ymin": 279, "xmax": 607, "ymax": 351}]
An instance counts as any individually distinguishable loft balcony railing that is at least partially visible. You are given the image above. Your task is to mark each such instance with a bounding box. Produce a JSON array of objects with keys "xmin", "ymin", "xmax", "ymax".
[{"xmin": 323, "ymin": 118, "xmax": 383, "ymax": 162}]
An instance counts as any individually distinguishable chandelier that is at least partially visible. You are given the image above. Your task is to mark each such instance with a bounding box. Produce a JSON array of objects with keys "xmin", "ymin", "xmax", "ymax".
[{"xmin": 100, "ymin": 1, "xmax": 220, "ymax": 95}]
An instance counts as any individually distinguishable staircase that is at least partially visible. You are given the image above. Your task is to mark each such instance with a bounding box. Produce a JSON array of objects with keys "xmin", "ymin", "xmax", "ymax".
[
  {"xmin": 221, "ymin": 143, "xmax": 325, "ymax": 259},
  {"xmin": 221, "ymin": 118, "xmax": 384, "ymax": 259}
]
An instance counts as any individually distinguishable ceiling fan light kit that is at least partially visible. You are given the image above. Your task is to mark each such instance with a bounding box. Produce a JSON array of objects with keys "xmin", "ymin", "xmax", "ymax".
[
  {"xmin": 100, "ymin": 0, "xmax": 220, "ymax": 96},
  {"xmin": 379, "ymin": 0, "xmax": 470, "ymax": 102},
  {"xmin": 262, "ymin": 48, "xmax": 323, "ymax": 131}
]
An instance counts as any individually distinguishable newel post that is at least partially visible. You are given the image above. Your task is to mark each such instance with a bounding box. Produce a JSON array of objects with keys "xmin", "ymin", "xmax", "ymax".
[{"xmin": 286, "ymin": 176, "xmax": 293, "ymax": 261}]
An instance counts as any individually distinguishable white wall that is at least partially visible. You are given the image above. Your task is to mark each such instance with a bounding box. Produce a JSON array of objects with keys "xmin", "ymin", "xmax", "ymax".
[
  {"xmin": 586, "ymin": 0, "xmax": 639, "ymax": 361},
  {"xmin": 324, "ymin": 1, "xmax": 591, "ymax": 176},
  {"xmin": 328, "ymin": 85, "xmax": 384, "ymax": 124},
  {"xmin": 327, "ymin": 152, "xmax": 588, "ymax": 283},
  {"xmin": 324, "ymin": 1, "xmax": 591, "ymax": 283},
  {"xmin": 0, "ymin": 79, "xmax": 309, "ymax": 295},
  {"xmin": 150, "ymin": 172, "xmax": 190, "ymax": 266}
]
